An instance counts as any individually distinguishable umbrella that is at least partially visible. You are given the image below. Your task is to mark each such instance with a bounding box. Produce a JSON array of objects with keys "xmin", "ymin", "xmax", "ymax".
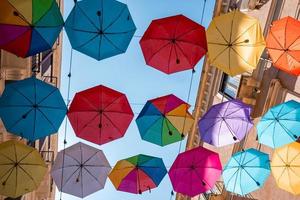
[
  {"xmin": 198, "ymin": 99, "xmax": 253, "ymax": 147},
  {"xmin": 0, "ymin": 0, "xmax": 63, "ymax": 57},
  {"xmin": 109, "ymin": 154, "xmax": 167, "ymax": 194},
  {"xmin": 206, "ymin": 10, "xmax": 265, "ymax": 76},
  {"xmin": 136, "ymin": 94, "xmax": 194, "ymax": 146},
  {"xmin": 0, "ymin": 77, "xmax": 67, "ymax": 141},
  {"xmin": 257, "ymin": 100, "xmax": 300, "ymax": 148},
  {"xmin": 266, "ymin": 16, "xmax": 300, "ymax": 75},
  {"xmin": 223, "ymin": 148, "xmax": 270, "ymax": 195},
  {"xmin": 0, "ymin": 140, "xmax": 47, "ymax": 198},
  {"xmin": 271, "ymin": 142, "xmax": 300, "ymax": 195},
  {"xmin": 65, "ymin": 0, "xmax": 136, "ymax": 60},
  {"xmin": 51, "ymin": 142, "xmax": 111, "ymax": 198},
  {"xmin": 68, "ymin": 85, "xmax": 134, "ymax": 145},
  {"xmin": 140, "ymin": 15, "xmax": 207, "ymax": 74},
  {"xmin": 169, "ymin": 146, "xmax": 222, "ymax": 197}
]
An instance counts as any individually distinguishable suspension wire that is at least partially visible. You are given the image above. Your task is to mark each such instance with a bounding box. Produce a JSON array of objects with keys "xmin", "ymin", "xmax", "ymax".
[
  {"xmin": 59, "ymin": 47, "xmax": 73, "ymax": 200},
  {"xmin": 169, "ymin": 1, "xmax": 207, "ymax": 199}
]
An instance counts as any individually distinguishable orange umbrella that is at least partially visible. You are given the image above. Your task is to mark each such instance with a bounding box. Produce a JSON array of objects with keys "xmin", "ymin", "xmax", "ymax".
[{"xmin": 266, "ymin": 17, "xmax": 300, "ymax": 75}]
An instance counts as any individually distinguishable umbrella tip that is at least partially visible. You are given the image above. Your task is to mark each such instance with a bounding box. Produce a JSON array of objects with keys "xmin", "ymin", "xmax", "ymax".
[
  {"xmin": 139, "ymin": 189, "xmax": 142, "ymax": 194},
  {"xmin": 171, "ymin": 190, "xmax": 174, "ymax": 195},
  {"xmin": 181, "ymin": 133, "xmax": 185, "ymax": 138},
  {"xmin": 233, "ymin": 136, "xmax": 237, "ymax": 141},
  {"xmin": 293, "ymin": 135, "xmax": 298, "ymax": 139},
  {"xmin": 176, "ymin": 59, "xmax": 180, "ymax": 64},
  {"xmin": 64, "ymin": 140, "xmax": 67, "ymax": 144},
  {"xmin": 2, "ymin": 181, "xmax": 6, "ymax": 186},
  {"xmin": 256, "ymin": 181, "xmax": 260, "ymax": 186},
  {"xmin": 97, "ymin": 11, "xmax": 101, "ymax": 16},
  {"xmin": 201, "ymin": 180, "xmax": 206, "ymax": 186},
  {"xmin": 13, "ymin": 11, "xmax": 19, "ymax": 16},
  {"xmin": 244, "ymin": 39, "xmax": 249, "ymax": 43},
  {"xmin": 168, "ymin": 131, "xmax": 173, "ymax": 136},
  {"xmin": 192, "ymin": 69, "xmax": 196, "ymax": 73}
]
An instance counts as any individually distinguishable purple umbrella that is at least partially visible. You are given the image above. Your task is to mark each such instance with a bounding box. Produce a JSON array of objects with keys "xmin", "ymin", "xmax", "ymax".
[
  {"xmin": 51, "ymin": 142, "xmax": 111, "ymax": 198},
  {"xmin": 198, "ymin": 99, "xmax": 253, "ymax": 147}
]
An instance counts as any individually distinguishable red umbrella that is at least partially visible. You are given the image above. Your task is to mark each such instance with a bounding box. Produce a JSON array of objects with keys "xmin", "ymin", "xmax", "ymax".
[
  {"xmin": 140, "ymin": 15, "xmax": 207, "ymax": 74},
  {"xmin": 68, "ymin": 85, "xmax": 134, "ymax": 145}
]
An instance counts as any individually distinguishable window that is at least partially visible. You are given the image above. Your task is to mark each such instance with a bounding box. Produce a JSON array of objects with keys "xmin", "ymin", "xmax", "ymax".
[
  {"xmin": 219, "ymin": 73, "xmax": 241, "ymax": 99},
  {"xmin": 41, "ymin": 50, "xmax": 53, "ymax": 76}
]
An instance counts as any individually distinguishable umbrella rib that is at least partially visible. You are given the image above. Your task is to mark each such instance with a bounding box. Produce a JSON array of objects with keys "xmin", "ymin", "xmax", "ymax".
[
  {"xmin": 231, "ymin": 47, "xmax": 254, "ymax": 67},
  {"xmin": 83, "ymin": 166, "xmax": 104, "ymax": 186},
  {"xmin": 166, "ymin": 43, "xmax": 174, "ymax": 74},
  {"xmin": 139, "ymin": 116, "xmax": 162, "ymax": 138},
  {"xmin": 75, "ymin": 34, "xmax": 100, "ymax": 49},
  {"xmin": 213, "ymin": 23, "xmax": 229, "ymax": 44},
  {"xmin": 65, "ymin": 27, "xmax": 98, "ymax": 34},
  {"xmin": 276, "ymin": 167, "xmax": 287, "ymax": 184},
  {"xmin": 0, "ymin": 166, "xmax": 15, "ymax": 183},
  {"xmin": 102, "ymin": 95, "xmax": 123, "ymax": 111},
  {"xmin": 18, "ymin": 165, "xmax": 38, "ymax": 188},
  {"xmin": 175, "ymin": 42, "xmax": 194, "ymax": 67},
  {"xmin": 61, "ymin": 167, "xmax": 81, "ymax": 189},
  {"xmin": 36, "ymin": 107, "xmax": 58, "ymax": 133},
  {"xmin": 6, "ymin": 2, "xmax": 31, "ymax": 25},
  {"xmin": 80, "ymin": 113, "xmax": 99, "ymax": 131},
  {"xmin": 209, "ymin": 46, "xmax": 230, "ymax": 63},
  {"xmin": 37, "ymin": 88, "xmax": 58, "ymax": 105},
  {"xmin": 102, "ymin": 112, "xmax": 123, "ymax": 134},
  {"xmin": 98, "ymin": 34, "xmax": 103, "ymax": 60},
  {"xmin": 277, "ymin": 121, "xmax": 298, "ymax": 139},
  {"xmin": 76, "ymin": 5, "xmax": 100, "ymax": 31},
  {"xmin": 31, "ymin": 1, "xmax": 56, "ymax": 26},
  {"xmin": 200, "ymin": 118, "xmax": 223, "ymax": 133},
  {"xmin": 103, "ymin": 7, "xmax": 126, "ymax": 32},
  {"xmin": 10, "ymin": 86, "xmax": 34, "ymax": 105},
  {"xmin": 176, "ymin": 39, "xmax": 207, "ymax": 50},
  {"xmin": 176, "ymin": 27, "xmax": 201, "ymax": 40},
  {"xmin": 103, "ymin": 34, "xmax": 125, "ymax": 53},
  {"xmin": 18, "ymin": 150, "xmax": 35, "ymax": 164},
  {"xmin": 104, "ymin": 29, "xmax": 136, "ymax": 35},
  {"xmin": 231, "ymin": 22, "xmax": 257, "ymax": 45},
  {"xmin": 0, "ymin": 152, "xmax": 15, "ymax": 163},
  {"xmin": 147, "ymin": 42, "xmax": 172, "ymax": 64},
  {"xmin": 31, "ymin": 27, "xmax": 53, "ymax": 49},
  {"xmin": 64, "ymin": 152, "xmax": 81, "ymax": 165}
]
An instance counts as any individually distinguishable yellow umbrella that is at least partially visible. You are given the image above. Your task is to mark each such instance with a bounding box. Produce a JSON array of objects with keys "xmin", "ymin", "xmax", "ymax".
[
  {"xmin": 0, "ymin": 140, "xmax": 47, "ymax": 198},
  {"xmin": 206, "ymin": 10, "xmax": 265, "ymax": 76},
  {"xmin": 271, "ymin": 142, "xmax": 300, "ymax": 195}
]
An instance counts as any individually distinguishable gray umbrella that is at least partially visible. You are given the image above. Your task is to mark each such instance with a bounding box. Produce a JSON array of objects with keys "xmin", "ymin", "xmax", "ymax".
[{"xmin": 51, "ymin": 142, "xmax": 111, "ymax": 198}]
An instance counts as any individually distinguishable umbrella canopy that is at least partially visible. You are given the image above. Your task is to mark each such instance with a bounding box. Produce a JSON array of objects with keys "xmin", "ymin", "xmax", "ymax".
[
  {"xmin": 169, "ymin": 146, "xmax": 222, "ymax": 197},
  {"xmin": 0, "ymin": 0, "xmax": 63, "ymax": 57},
  {"xmin": 266, "ymin": 16, "xmax": 300, "ymax": 75},
  {"xmin": 68, "ymin": 85, "xmax": 134, "ymax": 145},
  {"xmin": 206, "ymin": 10, "xmax": 265, "ymax": 76},
  {"xmin": 65, "ymin": 0, "xmax": 136, "ymax": 60},
  {"xmin": 271, "ymin": 142, "xmax": 300, "ymax": 195},
  {"xmin": 223, "ymin": 148, "xmax": 270, "ymax": 195},
  {"xmin": 198, "ymin": 99, "xmax": 253, "ymax": 147},
  {"xmin": 136, "ymin": 94, "xmax": 194, "ymax": 146},
  {"xmin": 0, "ymin": 140, "xmax": 47, "ymax": 198},
  {"xmin": 0, "ymin": 77, "xmax": 67, "ymax": 141},
  {"xmin": 257, "ymin": 100, "xmax": 300, "ymax": 148},
  {"xmin": 109, "ymin": 154, "xmax": 167, "ymax": 194},
  {"xmin": 51, "ymin": 142, "xmax": 111, "ymax": 198},
  {"xmin": 140, "ymin": 15, "xmax": 207, "ymax": 74}
]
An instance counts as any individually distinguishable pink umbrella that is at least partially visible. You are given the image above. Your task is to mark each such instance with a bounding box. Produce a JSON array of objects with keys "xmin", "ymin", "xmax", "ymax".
[{"xmin": 169, "ymin": 146, "xmax": 222, "ymax": 197}]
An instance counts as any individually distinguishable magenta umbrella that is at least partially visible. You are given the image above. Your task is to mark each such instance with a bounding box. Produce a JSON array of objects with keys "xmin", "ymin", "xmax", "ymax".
[{"xmin": 169, "ymin": 146, "xmax": 222, "ymax": 197}]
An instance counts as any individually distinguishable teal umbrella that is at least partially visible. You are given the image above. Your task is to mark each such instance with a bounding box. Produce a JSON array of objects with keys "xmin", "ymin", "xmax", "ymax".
[
  {"xmin": 257, "ymin": 100, "xmax": 300, "ymax": 148},
  {"xmin": 222, "ymin": 148, "xmax": 270, "ymax": 195}
]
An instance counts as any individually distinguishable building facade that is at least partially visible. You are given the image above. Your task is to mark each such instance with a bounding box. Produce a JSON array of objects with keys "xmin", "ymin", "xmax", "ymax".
[
  {"xmin": 177, "ymin": 0, "xmax": 300, "ymax": 200},
  {"xmin": 0, "ymin": 1, "xmax": 63, "ymax": 200}
]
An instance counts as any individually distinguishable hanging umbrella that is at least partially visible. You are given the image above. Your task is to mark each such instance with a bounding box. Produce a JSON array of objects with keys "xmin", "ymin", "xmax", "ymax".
[
  {"xmin": 0, "ymin": 0, "xmax": 63, "ymax": 57},
  {"xmin": 198, "ymin": 99, "xmax": 253, "ymax": 147},
  {"xmin": 271, "ymin": 142, "xmax": 300, "ymax": 195},
  {"xmin": 109, "ymin": 154, "xmax": 167, "ymax": 194},
  {"xmin": 65, "ymin": 0, "xmax": 136, "ymax": 60},
  {"xmin": 0, "ymin": 77, "xmax": 67, "ymax": 141},
  {"xmin": 136, "ymin": 94, "xmax": 194, "ymax": 146},
  {"xmin": 68, "ymin": 85, "xmax": 134, "ymax": 145},
  {"xmin": 51, "ymin": 142, "xmax": 111, "ymax": 198},
  {"xmin": 266, "ymin": 16, "xmax": 300, "ymax": 75},
  {"xmin": 169, "ymin": 146, "xmax": 222, "ymax": 197},
  {"xmin": 140, "ymin": 15, "xmax": 207, "ymax": 74},
  {"xmin": 223, "ymin": 148, "xmax": 270, "ymax": 195},
  {"xmin": 257, "ymin": 100, "xmax": 300, "ymax": 148},
  {"xmin": 0, "ymin": 140, "xmax": 47, "ymax": 198},
  {"xmin": 206, "ymin": 10, "xmax": 265, "ymax": 76}
]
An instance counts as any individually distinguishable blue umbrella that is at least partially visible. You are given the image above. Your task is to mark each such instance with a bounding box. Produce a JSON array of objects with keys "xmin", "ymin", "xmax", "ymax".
[
  {"xmin": 0, "ymin": 77, "xmax": 67, "ymax": 141},
  {"xmin": 257, "ymin": 100, "xmax": 300, "ymax": 148},
  {"xmin": 65, "ymin": 0, "xmax": 136, "ymax": 60},
  {"xmin": 222, "ymin": 148, "xmax": 270, "ymax": 195}
]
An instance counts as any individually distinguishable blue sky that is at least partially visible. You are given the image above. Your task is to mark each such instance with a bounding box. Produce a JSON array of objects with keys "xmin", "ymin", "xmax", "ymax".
[{"xmin": 57, "ymin": 0, "xmax": 215, "ymax": 199}]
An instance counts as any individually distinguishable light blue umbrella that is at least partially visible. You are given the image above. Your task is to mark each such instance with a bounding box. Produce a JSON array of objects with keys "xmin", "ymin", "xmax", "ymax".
[
  {"xmin": 0, "ymin": 77, "xmax": 67, "ymax": 141},
  {"xmin": 257, "ymin": 100, "xmax": 300, "ymax": 148},
  {"xmin": 65, "ymin": 0, "xmax": 136, "ymax": 60},
  {"xmin": 223, "ymin": 148, "xmax": 270, "ymax": 195}
]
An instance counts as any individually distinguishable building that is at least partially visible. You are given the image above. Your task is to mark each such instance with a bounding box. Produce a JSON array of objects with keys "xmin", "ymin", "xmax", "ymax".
[
  {"xmin": 0, "ymin": 1, "xmax": 63, "ymax": 199},
  {"xmin": 177, "ymin": 0, "xmax": 300, "ymax": 200}
]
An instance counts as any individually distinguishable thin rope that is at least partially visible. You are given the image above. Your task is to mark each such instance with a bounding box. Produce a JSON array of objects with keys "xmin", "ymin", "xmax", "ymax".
[
  {"xmin": 59, "ymin": 48, "xmax": 73, "ymax": 200},
  {"xmin": 169, "ymin": 0, "xmax": 207, "ymax": 198}
]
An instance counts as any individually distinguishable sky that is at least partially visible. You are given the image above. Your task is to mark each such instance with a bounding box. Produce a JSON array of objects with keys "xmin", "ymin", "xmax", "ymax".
[{"xmin": 56, "ymin": 0, "xmax": 215, "ymax": 199}]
